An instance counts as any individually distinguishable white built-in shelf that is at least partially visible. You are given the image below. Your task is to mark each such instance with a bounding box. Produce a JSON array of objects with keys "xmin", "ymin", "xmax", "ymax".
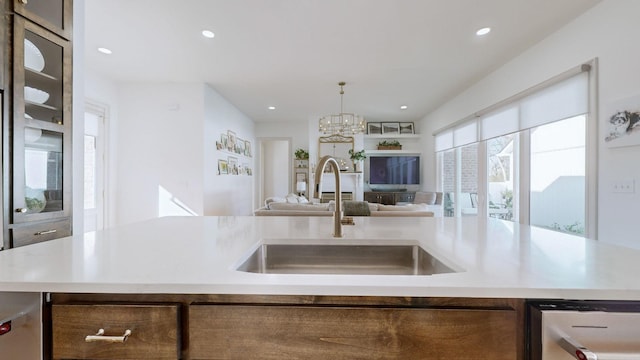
[
  {"xmin": 365, "ymin": 150, "xmax": 421, "ymax": 155},
  {"xmin": 363, "ymin": 134, "xmax": 421, "ymax": 139}
]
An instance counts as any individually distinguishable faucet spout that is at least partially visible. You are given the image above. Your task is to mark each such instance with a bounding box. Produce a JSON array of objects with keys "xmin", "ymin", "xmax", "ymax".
[{"xmin": 314, "ymin": 155, "xmax": 343, "ymax": 238}]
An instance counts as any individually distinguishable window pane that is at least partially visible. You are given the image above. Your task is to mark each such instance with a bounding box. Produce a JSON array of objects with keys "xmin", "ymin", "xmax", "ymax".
[
  {"xmin": 487, "ymin": 135, "xmax": 515, "ymax": 221},
  {"xmin": 459, "ymin": 143, "xmax": 478, "ymax": 217},
  {"xmin": 439, "ymin": 150, "xmax": 455, "ymax": 217},
  {"xmin": 530, "ymin": 115, "xmax": 585, "ymax": 234}
]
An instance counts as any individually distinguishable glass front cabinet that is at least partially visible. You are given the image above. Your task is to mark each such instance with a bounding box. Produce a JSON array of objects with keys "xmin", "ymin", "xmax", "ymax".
[{"xmin": 5, "ymin": 2, "xmax": 73, "ymax": 249}]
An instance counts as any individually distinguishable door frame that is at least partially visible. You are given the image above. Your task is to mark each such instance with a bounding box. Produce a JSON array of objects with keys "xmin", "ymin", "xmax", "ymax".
[{"xmin": 84, "ymin": 100, "xmax": 109, "ymax": 230}]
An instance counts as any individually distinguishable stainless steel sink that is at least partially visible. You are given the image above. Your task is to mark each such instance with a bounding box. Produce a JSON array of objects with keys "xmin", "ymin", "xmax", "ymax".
[{"xmin": 236, "ymin": 243, "xmax": 458, "ymax": 275}]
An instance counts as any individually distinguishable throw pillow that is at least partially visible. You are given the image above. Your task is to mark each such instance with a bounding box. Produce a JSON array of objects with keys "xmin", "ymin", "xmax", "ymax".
[{"xmin": 264, "ymin": 197, "xmax": 286, "ymax": 209}]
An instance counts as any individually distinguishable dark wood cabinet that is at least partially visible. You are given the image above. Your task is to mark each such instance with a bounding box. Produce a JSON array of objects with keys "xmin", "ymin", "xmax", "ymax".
[
  {"xmin": 13, "ymin": 0, "xmax": 72, "ymax": 40},
  {"xmin": 49, "ymin": 294, "xmax": 525, "ymax": 360},
  {"xmin": 3, "ymin": 0, "xmax": 73, "ymax": 249},
  {"xmin": 364, "ymin": 191, "xmax": 415, "ymax": 205},
  {"xmin": 190, "ymin": 304, "xmax": 519, "ymax": 359},
  {"xmin": 52, "ymin": 304, "xmax": 180, "ymax": 360}
]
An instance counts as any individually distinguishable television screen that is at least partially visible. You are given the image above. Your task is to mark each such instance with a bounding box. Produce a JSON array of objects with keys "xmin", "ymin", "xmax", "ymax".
[{"xmin": 369, "ymin": 156, "xmax": 420, "ymax": 185}]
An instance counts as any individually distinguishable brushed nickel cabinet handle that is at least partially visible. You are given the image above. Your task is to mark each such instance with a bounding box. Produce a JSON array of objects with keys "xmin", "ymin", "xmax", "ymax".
[
  {"xmin": 34, "ymin": 229, "xmax": 57, "ymax": 236},
  {"xmin": 16, "ymin": 208, "xmax": 28, "ymax": 213},
  {"xmin": 85, "ymin": 328, "xmax": 132, "ymax": 343}
]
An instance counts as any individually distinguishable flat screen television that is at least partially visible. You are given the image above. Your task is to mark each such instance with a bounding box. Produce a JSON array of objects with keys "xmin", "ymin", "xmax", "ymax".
[{"xmin": 369, "ymin": 156, "xmax": 420, "ymax": 185}]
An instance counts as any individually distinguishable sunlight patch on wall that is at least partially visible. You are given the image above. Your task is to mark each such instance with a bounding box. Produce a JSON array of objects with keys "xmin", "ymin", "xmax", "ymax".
[{"xmin": 158, "ymin": 185, "xmax": 197, "ymax": 217}]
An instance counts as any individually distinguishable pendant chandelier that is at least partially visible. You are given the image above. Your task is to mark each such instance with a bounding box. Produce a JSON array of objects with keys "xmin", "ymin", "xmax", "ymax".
[{"xmin": 318, "ymin": 82, "xmax": 365, "ymax": 135}]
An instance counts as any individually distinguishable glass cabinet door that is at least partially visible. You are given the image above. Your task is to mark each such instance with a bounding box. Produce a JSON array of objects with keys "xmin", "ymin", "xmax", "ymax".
[
  {"xmin": 13, "ymin": 0, "xmax": 72, "ymax": 39},
  {"xmin": 12, "ymin": 16, "xmax": 71, "ymax": 223},
  {"xmin": 23, "ymin": 29, "xmax": 64, "ymax": 124},
  {"xmin": 23, "ymin": 128, "xmax": 63, "ymax": 214}
]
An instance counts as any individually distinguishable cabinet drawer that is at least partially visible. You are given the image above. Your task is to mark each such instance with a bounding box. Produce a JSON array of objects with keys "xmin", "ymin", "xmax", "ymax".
[
  {"xmin": 52, "ymin": 304, "xmax": 180, "ymax": 360},
  {"xmin": 395, "ymin": 192, "xmax": 415, "ymax": 203},
  {"xmin": 11, "ymin": 219, "xmax": 71, "ymax": 248},
  {"xmin": 189, "ymin": 305, "xmax": 517, "ymax": 359}
]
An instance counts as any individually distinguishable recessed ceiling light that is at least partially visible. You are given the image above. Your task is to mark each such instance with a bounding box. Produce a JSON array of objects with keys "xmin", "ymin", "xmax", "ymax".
[
  {"xmin": 97, "ymin": 47, "xmax": 112, "ymax": 55},
  {"xmin": 268, "ymin": 106, "xmax": 276, "ymax": 110},
  {"xmin": 202, "ymin": 30, "xmax": 215, "ymax": 39},
  {"xmin": 400, "ymin": 105, "xmax": 408, "ymax": 110},
  {"xmin": 476, "ymin": 27, "xmax": 491, "ymax": 36}
]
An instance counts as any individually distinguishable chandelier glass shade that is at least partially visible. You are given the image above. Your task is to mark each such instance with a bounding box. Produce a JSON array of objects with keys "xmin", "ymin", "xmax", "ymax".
[{"xmin": 318, "ymin": 82, "xmax": 365, "ymax": 135}]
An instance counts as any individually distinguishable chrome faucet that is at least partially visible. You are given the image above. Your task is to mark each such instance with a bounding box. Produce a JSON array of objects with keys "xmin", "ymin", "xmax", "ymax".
[{"xmin": 314, "ymin": 155, "xmax": 343, "ymax": 238}]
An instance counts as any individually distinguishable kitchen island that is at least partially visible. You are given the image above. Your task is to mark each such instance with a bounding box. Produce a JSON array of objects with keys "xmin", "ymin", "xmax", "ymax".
[{"xmin": 1, "ymin": 216, "xmax": 639, "ymax": 359}]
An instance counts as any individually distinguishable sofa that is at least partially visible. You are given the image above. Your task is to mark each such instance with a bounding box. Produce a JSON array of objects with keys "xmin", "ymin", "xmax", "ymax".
[
  {"xmin": 254, "ymin": 194, "xmax": 434, "ymax": 217},
  {"xmin": 412, "ymin": 191, "xmax": 444, "ymax": 217}
]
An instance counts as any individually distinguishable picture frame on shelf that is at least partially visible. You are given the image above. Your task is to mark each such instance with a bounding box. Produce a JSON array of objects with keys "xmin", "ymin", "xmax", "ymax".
[
  {"xmin": 367, "ymin": 122, "xmax": 382, "ymax": 134},
  {"xmin": 237, "ymin": 137, "xmax": 245, "ymax": 155},
  {"xmin": 221, "ymin": 134, "xmax": 228, "ymax": 150},
  {"xmin": 381, "ymin": 122, "xmax": 400, "ymax": 135},
  {"xmin": 227, "ymin": 130, "xmax": 237, "ymax": 152},
  {"xmin": 228, "ymin": 156, "xmax": 238, "ymax": 175},
  {"xmin": 218, "ymin": 159, "xmax": 228, "ymax": 175},
  {"xmin": 244, "ymin": 140, "xmax": 252, "ymax": 157},
  {"xmin": 400, "ymin": 122, "xmax": 415, "ymax": 134}
]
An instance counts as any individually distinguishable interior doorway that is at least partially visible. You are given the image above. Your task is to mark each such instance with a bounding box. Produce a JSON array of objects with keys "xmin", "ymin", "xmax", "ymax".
[
  {"xmin": 259, "ymin": 138, "xmax": 291, "ymax": 204},
  {"xmin": 83, "ymin": 103, "xmax": 107, "ymax": 232}
]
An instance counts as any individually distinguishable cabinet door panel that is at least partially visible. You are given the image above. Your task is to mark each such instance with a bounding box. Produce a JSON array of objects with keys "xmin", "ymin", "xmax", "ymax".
[
  {"xmin": 11, "ymin": 218, "xmax": 70, "ymax": 247},
  {"xmin": 13, "ymin": 0, "xmax": 72, "ymax": 39},
  {"xmin": 52, "ymin": 304, "xmax": 180, "ymax": 360},
  {"xmin": 189, "ymin": 305, "xmax": 517, "ymax": 359}
]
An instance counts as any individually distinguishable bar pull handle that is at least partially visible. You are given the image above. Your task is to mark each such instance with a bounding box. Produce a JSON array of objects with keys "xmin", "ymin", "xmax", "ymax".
[
  {"xmin": 85, "ymin": 328, "xmax": 132, "ymax": 343},
  {"xmin": 34, "ymin": 229, "xmax": 57, "ymax": 236},
  {"xmin": 16, "ymin": 208, "xmax": 28, "ymax": 213}
]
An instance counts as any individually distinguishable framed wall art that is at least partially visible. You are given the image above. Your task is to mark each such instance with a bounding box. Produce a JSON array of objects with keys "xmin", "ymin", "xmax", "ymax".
[
  {"xmin": 604, "ymin": 94, "xmax": 640, "ymax": 148},
  {"xmin": 399, "ymin": 122, "xmax": 415, "ymax": 134},
  {"xmin": 218, "ymin": 159, "xmax": 228, "ymax": 175},
  {"xmin": 367, "ymin": 122, "xmax": 382, "ymax": 134},
  {"xmin": 381, "ymin": 122, "xmax": 400, "ymax": 135}
]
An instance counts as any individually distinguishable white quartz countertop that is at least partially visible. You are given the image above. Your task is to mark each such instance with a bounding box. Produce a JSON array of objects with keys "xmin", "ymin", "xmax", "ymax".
[{"xmin": 0, "ymin": 216, "xmax": 639, "ymax": 300}]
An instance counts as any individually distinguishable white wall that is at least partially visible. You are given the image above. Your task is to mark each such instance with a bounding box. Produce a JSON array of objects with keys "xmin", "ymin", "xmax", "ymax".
[
  {"xmin": 115, "ymin": 83, "xmax": 205, "ymax": 225},
  {"xmin": 204, "ymin": 85, "xmax": 255, "ymax": 215},
  {"xmin": 84, "ymin": 77, "xmax": 256, "ymax": 223},
  {"xmin": 420, "ymin": 0, "xmax": 640, "ymax": 248}
]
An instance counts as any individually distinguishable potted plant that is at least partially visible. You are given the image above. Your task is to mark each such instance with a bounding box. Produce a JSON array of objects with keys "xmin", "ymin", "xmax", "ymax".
[
  {"xmin": 348, "ymin": 149, "xmax": 366, "ymax": 172},
  {"xmin": 377, "ymin": 140, "xmax": 402, "ymax": 150},
  {"xmin": 294, "ymin": 148, "xmax": 309, "ymax": 160}
]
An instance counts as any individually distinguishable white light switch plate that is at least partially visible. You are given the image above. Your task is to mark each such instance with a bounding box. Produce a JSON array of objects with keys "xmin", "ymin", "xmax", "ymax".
[{"xmin": 613, "ymin": 178, "xmax": 635, "ymax": 193}]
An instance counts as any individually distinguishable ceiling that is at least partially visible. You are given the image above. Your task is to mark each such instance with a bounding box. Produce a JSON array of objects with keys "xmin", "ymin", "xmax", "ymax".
[{"xmin": 84, "ymin": 0, "xmax": 601, "ymax": 124}]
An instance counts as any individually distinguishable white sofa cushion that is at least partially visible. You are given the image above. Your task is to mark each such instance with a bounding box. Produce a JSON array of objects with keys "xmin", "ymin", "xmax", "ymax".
[
  {"xmin": 285, "ymin": 193, "xmax": 309, "ymax": 204},
  {"xmin": 268, "ymin": 203, "xmax": 329, "ymax": 211},
  {"xmin": 377, "ymin": 203, "xmax": 430, "ymax": 212}
]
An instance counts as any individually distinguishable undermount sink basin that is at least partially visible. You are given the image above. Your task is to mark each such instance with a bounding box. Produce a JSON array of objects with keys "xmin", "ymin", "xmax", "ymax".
[{"xmin": 236, "ymin": 243, "xmax": 458, "ymax": 276}]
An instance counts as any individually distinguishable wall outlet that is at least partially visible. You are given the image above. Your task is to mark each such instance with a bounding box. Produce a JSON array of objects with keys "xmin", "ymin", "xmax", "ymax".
[{"xmin": 612, "ymin": 178, "xmax": 635, "ymax": 193}]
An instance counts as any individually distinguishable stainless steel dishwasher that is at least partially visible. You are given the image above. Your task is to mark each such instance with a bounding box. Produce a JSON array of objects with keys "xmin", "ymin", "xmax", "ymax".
[
  {"xmin": 0, "ymin": 292, "xmax": 42, "ymax": 359},
  {"xmin": 528, "ymin": 300, "xmax": 640, "ymax": 360}
]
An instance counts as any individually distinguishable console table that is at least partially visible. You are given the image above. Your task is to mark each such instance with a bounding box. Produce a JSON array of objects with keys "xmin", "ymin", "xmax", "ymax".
[{"xmin": 364, "ymin": 191, "xmax": 415, "ymax": 205}]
